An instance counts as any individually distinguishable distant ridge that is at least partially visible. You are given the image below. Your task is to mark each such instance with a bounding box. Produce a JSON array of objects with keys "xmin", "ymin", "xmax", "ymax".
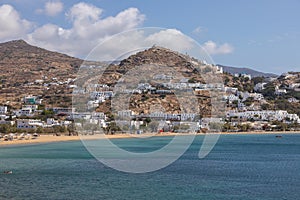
[{"xmin": 218, "ymin": 64, "xmax": 278, "ymax": 78}]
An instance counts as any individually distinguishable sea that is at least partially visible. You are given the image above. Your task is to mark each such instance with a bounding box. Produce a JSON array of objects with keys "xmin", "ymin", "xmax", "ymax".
[{"xmin": 0, "ymin": 134, "xmax": 299, "ymax": 200}]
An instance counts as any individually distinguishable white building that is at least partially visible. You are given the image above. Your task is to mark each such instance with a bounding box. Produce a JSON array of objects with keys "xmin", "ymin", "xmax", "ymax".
[
  {"xmin": 224, "ymin": 87, "xmax": 238, "ymax": 94},
  {"xmin": 16, "ymin": 107, "xmax": 33, "ymax": 117},
  {"xmin": 91, "ymin": 112, "xmax": 107, "ymax": 120},
  {"xmin": 0, "ymin": 120, "xmax": 14, "ymax": 125},
  {"xmin": 117, "ymin": 110, "xmax": 134, "ymax": 119},
  {"xmin": 254, "ymin": 83, "xmax": 267, "ymax": 92},
  {"xmin": 275, "ymin": 86, "xmax": 287, "ymax": 95},
  {"xmin": 23, "ymin": 95, "xmax": 42, "ymax": 104},
  {"xmin": 288, "ymin": 97, "xmax": 299, "ymax": 103},
  {"xmin": 71, "ymin": 112, "xmax": 91, "ymax": 120},
  {"xmin": 224, "ymin": 94, "xmax": 239, "ymax": 103},
  {"xmin": 251, "ymin": 93, "xmax": 264, "ymax": 101},
  {"xmin": 0, "ymin": 106, "xmax": 7, "ymax": 114},
  {"xmin": 241, "ymin": 73, "xmax": 252, "ymax": 80},
  {"xmin": 289, "ymin": 83, "xmax": 300, "ymax": 90},
  {"xmin": 46, "ymin": 118, "xmax": 60, "ymax": 126},
  {"xmin": 87, "ymin": 100, "xmax": 100, "ymax": 110},
  {"xmin": 51, "ymin": 107, "xmax": 75, "ymax": 115},
  {"xmin": 90, "ymin": 91, "xmax": 114, "ymax": 99},
  {"xmin": 23, "ymin": 105, "xmax": 38, "ymax": 111},
  {"xmin": 216, "ymin": 66, "xmax": 223, "ymax": 74},
  {"xmin": 227, "ymin": 110, "xmax": 300, "ymax": 123},
  {"xmin": 17, "ymin": 119, "xmax": 43, "ymax": 129}
]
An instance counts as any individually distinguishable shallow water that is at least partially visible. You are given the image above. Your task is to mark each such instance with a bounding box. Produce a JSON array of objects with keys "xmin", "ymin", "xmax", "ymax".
[{"xmin": 1, "ymin": 134, "xmax": 299, "ymax": 200}]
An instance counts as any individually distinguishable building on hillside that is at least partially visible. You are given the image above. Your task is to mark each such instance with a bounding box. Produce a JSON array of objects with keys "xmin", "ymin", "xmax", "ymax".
[
  {"xmin": 22, "ymin": 105, "xmax": 38, "ymax": 111},
  {"xmin": 254, "ymin": 83, "xmax": 267, "ymax": 92},
  {"xmin": 15, "ymin": 107, "xmax": 34, "ymax": 117},
  {"xmin": 117, "ymin": 110, "xmax": 134, "ymax": 119},
  {"xmin": 17, "ymin": 119, "xmax": 43, "ymax": 129},
  {"xmin": 223, "ymin": 94, "xmax": 239, "ymax": 103},
  {"xmin": 224, "ymin": 87, "xmax": 238, "ymax": 94},
  {"xmin": 23, "ymin": 95, "xmax": 42, "ymax": 104},
  {"xmin": 46, "ymin": 118, "xmax": 60, "ymax": 126},
  {"xmin": 50, "ymin": 107, "xmax": 75, "ymax": 115},
  {"xmin": 274, "ymin": 86, "xmax": 287, "ymax": 95},
  {"xmin": 0, "ymin": 120, "xmax": 15, "ymax": 125},
  {"xmin": 216, "ymin": 66, "xmax": 223, "ymax": 74},
  {"xmin": 241, "ymin": 73, "xmax": 252, "ymax": 80},
  {"xmin": 289, "ymin": 83, "xmax": 300, "ymax": 90},
  {"xmin": 0, "ymin": 106, "xmax": 8, "ymax": 114},
  {"xmin": 288, "ymin": 97, "xmax": 299, "ymax": 103}
]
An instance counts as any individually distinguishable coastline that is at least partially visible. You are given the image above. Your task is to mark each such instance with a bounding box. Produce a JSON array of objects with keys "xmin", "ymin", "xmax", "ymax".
[{"xmin": 1, "ymin": 131, "xmax": 299, "ymax": 147}]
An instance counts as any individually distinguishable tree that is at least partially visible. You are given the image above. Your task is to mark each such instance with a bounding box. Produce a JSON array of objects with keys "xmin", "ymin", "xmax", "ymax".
[
  {"xmin": 238, "ymin": 124, "xmax": 250, "ymax": 132},
  {"xmin": 223, "ymin": 123, "xmax": 234, "ymax": 132},
  {"xmin": 233, "ymin": 77, "xmax": 239, "ymax": 82},
  {"xmin": 36, "ymin": 126, "xmax": 44, "ymax": 134},
  {"xmin": 244, "ymin": 97, "xmax": 254, "ymax": 106},
  {"xmin": 261, "ymin": 83, "xmax": 276, "ymax": 100},
  {"xmin": 144, "ymin": 117, "xmax": 151, "ymax": 124},
  {"xmin": 209, "ymin": 122, "xmax": 223, "ymax": 130},
  {"xmin": 224, "ymin": 77, "xmax": 230, "ymax": 85},
  {"xmin": 252, "ymin": 76, "xmax": 265, "ymax": 85},
  {"xmin": 105, "ymin": 122, "xmax": 121, "ymax": 134},
  {"xmin": 41, "ymin": 109, "xmax": 54, "ymax": 117},
  {"xmin": 67, "ymin": 123, "xmax": 76, "ymax": 135},
  {"xmin": 0, "ymin": 124, "xmax": 10, "ymax": 134},
  {"xmin": 261, "ymin": 103, "xmax": 271, "ymax": 110}
]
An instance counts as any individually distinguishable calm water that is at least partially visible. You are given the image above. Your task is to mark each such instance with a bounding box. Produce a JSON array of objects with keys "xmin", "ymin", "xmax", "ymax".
[{"xmin": 0, "ymin": 134, "xmax": 299, "ymax": 200}]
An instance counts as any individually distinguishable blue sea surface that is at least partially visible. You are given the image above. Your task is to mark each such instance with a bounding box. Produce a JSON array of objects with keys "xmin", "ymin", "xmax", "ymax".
[{"xmin": 0, "ymin": 134, "xmax": 299, "ymax": 200}]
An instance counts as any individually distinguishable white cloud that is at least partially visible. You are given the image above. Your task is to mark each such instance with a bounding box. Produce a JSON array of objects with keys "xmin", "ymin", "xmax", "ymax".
[
  {"xmin": 145, "ymin": 29, "xmax": 193, "ymax": 51},
  {"xmin": 202, "ymin": 40, "xmax": 234, "ymax": 55},
  {"xmin": 67, "ymin": 2, "xmax": 101, "ymax": 22},
  {"xmin": 27, "ymin": 3, "xmax": 146, "ymax": 58},
  {"xmin": 87, "ymin": 29, "xmax": 195, "ymax": 61},
  {"xmin": 37, "ymin": 0, "xmax": 64, "ymax": 17},
  {"xmin": 0, "ymin": 4, "xmax": 32, "ymax": 40},
  {"xmin": 0, "ymin": 3, "xmax": 233, "ymax": 60}
]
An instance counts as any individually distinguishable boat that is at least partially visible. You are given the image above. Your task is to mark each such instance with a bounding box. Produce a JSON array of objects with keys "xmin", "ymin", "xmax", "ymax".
[
  {"xmin": 3, "ymin": 170, "xmax": 13, "ymax": 174},
  {"xmin": 275, "ymin": 135, "xmax": 282, "ymax": 138}
]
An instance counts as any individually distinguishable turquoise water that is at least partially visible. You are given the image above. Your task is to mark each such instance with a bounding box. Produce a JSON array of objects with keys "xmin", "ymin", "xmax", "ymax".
[{"xmin": 1, "ymin": 134, "xmax": 300, "ymax": 200}]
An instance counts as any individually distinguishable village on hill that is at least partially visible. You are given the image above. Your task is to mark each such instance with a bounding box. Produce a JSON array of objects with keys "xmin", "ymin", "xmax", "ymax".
[{"xmin": 0, "ymin": 42, "xmax": 300, "ymax": 140}]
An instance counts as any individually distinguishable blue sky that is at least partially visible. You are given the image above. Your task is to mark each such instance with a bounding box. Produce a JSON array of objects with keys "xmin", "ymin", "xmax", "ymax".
[{"xmin": 0, "ymin": 0, "xmax": 299, "ymax": 74}]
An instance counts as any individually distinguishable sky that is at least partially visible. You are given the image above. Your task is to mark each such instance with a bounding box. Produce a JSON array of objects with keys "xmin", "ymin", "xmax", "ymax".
[{"xmin": 0, "ymin": 0, "xmax": 299, "ymax": 74}]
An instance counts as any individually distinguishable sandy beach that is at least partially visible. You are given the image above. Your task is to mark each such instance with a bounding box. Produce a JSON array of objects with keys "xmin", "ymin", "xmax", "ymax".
[{"xmin": 0, "ymin": 131, "xmax": 299, "ymax": 147}]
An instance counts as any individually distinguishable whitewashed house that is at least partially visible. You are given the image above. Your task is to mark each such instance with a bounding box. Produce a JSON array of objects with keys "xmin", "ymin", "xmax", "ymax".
[
  {"xmin": 117, "ymin": 110, "xmax": 134, "ymax": 119},
  {"xmin": 46, "ymin": 118, "xmax": 60, "ymax": 126},
  {"xmin": 275, "ymin": 86, "xmax": 287, "ymax": 95},
  {"xmin": 16, "ymin": 107, "xmax": 34, "ymax": 117},
  {"xmin": 17, "ymin": 119, "xmax": 43, "ymax": 129},
  {"xmin": 288, "ymin": 97, "xmax": 299, "ymax": 103},
  {"xmin": 0, "ymin": 106, "xmax": 7, "ymax": 114},
  {"xmin": 254, "ymin": 83, "xmax": 267, "ymax": 92}
]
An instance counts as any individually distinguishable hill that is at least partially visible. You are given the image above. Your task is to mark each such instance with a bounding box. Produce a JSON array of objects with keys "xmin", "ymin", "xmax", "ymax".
[
  {"xmin": 0, "ymin": 40, "xmax": 83, "ymax": 107},
  {"xmin": 83, "ymin": 46, "xmax": 225, "ymax": 117},
  {"xmin": 0, "ymin": 39, "xmax": 299, "ymax": 118}
]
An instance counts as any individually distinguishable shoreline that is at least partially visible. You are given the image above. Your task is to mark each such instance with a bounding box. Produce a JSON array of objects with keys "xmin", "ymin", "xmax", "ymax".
[{"xmin": 1, "ymin": 131, "xmax": 299, "ymax": 147}]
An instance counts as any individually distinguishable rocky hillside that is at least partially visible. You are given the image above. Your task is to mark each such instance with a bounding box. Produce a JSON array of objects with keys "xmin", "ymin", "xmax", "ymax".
[
  {"xmin": 0, "ymin": 40, "xmax": 83, "ymax": 106},
  {"xmin": 1, "ymin": 40, "xmax": 299, "ymax": 118},
  {"xmin": 92, "ymin": 46, "xmax": 225, "ymax": 117}
]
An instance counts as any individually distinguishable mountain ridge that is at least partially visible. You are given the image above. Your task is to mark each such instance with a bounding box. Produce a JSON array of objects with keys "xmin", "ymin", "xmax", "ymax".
[{"xmin": 217, "ymin": 64, "xmax": 278, "ymax": 78}]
